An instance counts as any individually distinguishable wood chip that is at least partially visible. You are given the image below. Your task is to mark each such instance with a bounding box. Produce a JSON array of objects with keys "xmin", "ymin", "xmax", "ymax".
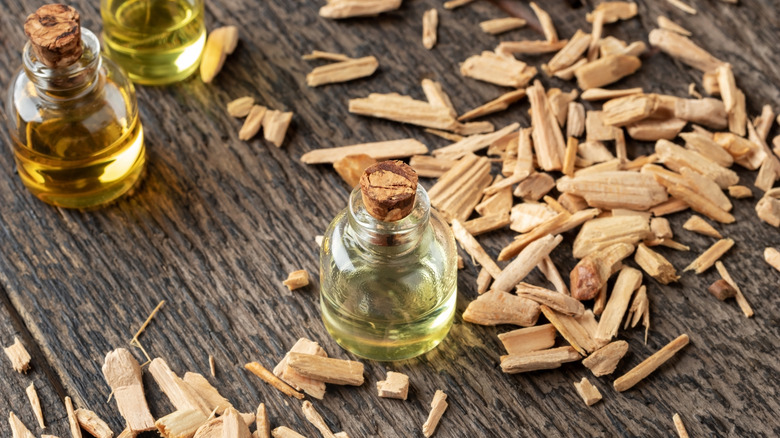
[
  {"xmin": 625, "ymin": 285, "xmax": 650, "ymax": 342},
  {"xmin": 493, "ymin": 234, "xmax": 563, "ymax": 292},
  {"xmin": 667, "ymin": 0, "xmax": 697, "ymax": 14},
  {"xmin": 462, "ymin": 290, "xmax": 541, "ymax": 327},
  {"xmin": 496, "ymin": 40, "xmax": 568, "ymax": 56},
  {"xmin": 222, "ymin": 408, "xmax": 251, "ymax": 438},
  {"xmin": 572, "ymin": 215, "xmax": 651, "ymax": 259},
  {"xmin": 500, "ymin": 208, "xmax": 601, "ymax": 261},
  {"xmin": 301, "ymin": 401, "xmax": 337, "ymax": 438},
  {"xmin": 574, "ymin": 378, "xmax": 602, "ymax": 406},
  {"xmin": 538, "ymin": 255, "xmax": 570, "ymax": 295},
  {"xmin": 578, "ymin": 140, "xmax": 614, "ymax": 163},
  {"xmin": 200, "ymin": 26, "xmax": 237, "ymax": 83},
  {"xmin": 181, "ymin": 372, "xmax": 232, "ymax": 415},
  {"xmin": 460, "ymin": 51, "xmax": 537, "ymax": 88},
  {"xmin": 64, "ymin": 396, "xmax": 82, "ymax": 438},
  {"xmin": 74, "ymin": 409, "xmax": 113, "ymax": 438},
  {"xmin": 684, "ymin": 238, "xmax": 734, "ymax": 273},
  {"xmin": 540, "ymin": 306, "xmax": 603, "ymax": 355},
  {"xmin": 319, "ymin": 0, "xmax": 401, "ymax": 19},
  {"xmin": 443, "ymin": 0, "xmax": 474, "ymax": 9},
  {"xmin": 635, "ymin": 243, "xmax": 679, "ymax": 284},
  {"xmin": 458, "ymin": 89, "xmax": 526, "ymax": 121},
  {"xmin": 570, "ymin": 242, "xmax": 635, "ymax": 300},
  {"xmin": 287, "ymin": 353, "xmax": 364, "ymax": 386},
  {"xmin": 756, "ymin": 192, "xmax": 780, "ymax": 226},
  {"xmin": 657, "ymin": 16, "xmax": 691, "ymax": 36},
  {"xmin": 8, "ymin": 411, "xmax": 35, "ymax": 438},
  {"xmin": 333, "ymin": 154, "xmax": 377, "ymax": 188},
  {"xmin": 462, "ymin": 214, "xmax": 510, "ymax": 236},
  {"xmin": 245, "ymin": 362, "xmax": 304, "ymax": 399},
  {"xmin": 261, "ymin": 110, "xmax": 293, "ymax": 147},
  {"xmin": 376, "ymin": 371, "xmax": 409, "ymax": 400},
  {"xmin": 102, "ymin": 349, "xmax": 156, "ymax": 433},
  {"xmin": 500, "ymin": 346, "xmax": 580, "ymax": 374},
  {"xmin": 409, "ymin": 155, "xmax": 456, "ymax": 178},
  {"xmin": 306, "ymin": 56, "xmax": 378, "ymax": 87},
  {"xmin": 514, "ymin": 172, "xmax": 556, "ymax": 201},
  {"xmin": 517, "ymin": 283, "xmax": 584, "ymax": 316},
  {"xmin": 595, "ymin": 266, "xmax": 643, "ymax": 342},
  {"xmin": 528, "ymin": 80, "xmax": 566, "ymax": 171},
  {"xmin": 302, "ymin": 51, "xmax": 352, "ymax": 62},
  {"xmin": 586, "ymin": 111, "xmax": 617, "ymax": 141},
  {"xmin": 433, "ymin": 123, "xmax": 519, "ymax": 160},
  {"xmin": 765, "ymin": 247, "xmax": 780, "ymax": 272},
  {"xmin": 674, "ymin": 98, "xmax": 727, "ymax": 129},
  {"xmin": 477, "ymin": 176, "xmax": 513, "ymax": 216},
  {"xmin": 614, "ymin": 334, "xmax": 690, "ymax": 391},
  {"xmin": 673, "ymin": 413, "xmax": 690, "ymax": 438},
  {"xmin": 149, "ymin": 358, "xmax": 210, "ymax": 415},
  {"xmin": 421, "ymin": 79, "xmax": 457, "ymax": 118},
  {"xmin": 557, "ymin": 171, "xmax": 668, "ymax": 211},
  {"xmin": 227, "ymin": 97, "xmax": 254, "ymax": 118},
  {"xmin": 422, "ymin": 9, "xmax": 438, "ymax": 50},
  {"xmin": 716, "ymin": 261, "xmax": 754, "ymax": 317},
  {"xmin": 253, "ymin": 403, "xmax": 269, "ymax": 438},
  {"xmin": 582, "ymin": 340, "xmax": 629, "ymax": 376},
  {"xmin": 349, "ymin": 93, "xmax": 458, "ymax": 130},
  {"xmin": 567, "ymin": 103, "xmax": 586, "ymax": 138},
  {"xmin": 682, "ymin": 215, "xmax": 722, "ymax": 238},
  {"xmin": 422, "ymin": 390, "xmax": 448, "ymax": 438},
  {"xmin": 239, "ymin": 105, "xmax": 267, "ymax": 141},
  {"xmin": 4, "ymin": 337, "xmax": 31, "ymax": 373},
  {"xmin": 428, "ymin": 153, "xmax": 492, "ymax": 222},
  {"xmin": 498, "ymin": 324, "xmax": 556, "ymax": 355},
  {"xmin": 282, "ymin": 270, "xmax": 309, "ymax": 291},
  {"xmin": 529, "ymin": 2, "xmax": 558, "ymax": 42},
  {"xmin": 580, "ymin": 87, "xmax": 643, "ymax": 101},
  {"xmin": 271, "ymin": 339, "xmax": 328, "ymax": 400},
  {"xmin": 666, "ymin": 184, "xmax": 734, "ymax": 224},
  {"xmin": 451, "ymin": 219, "xmax": 502, "ymax": 278},
  {"xmin": 656, "ymin": 139, "xmax": 738, "ymax": 188},
  {"xmin": 271, "ymin": 427, "xmax": 306, "ymax": 438},
  {"xmin": 24, "ymin": 383, "xmax": 45, "ymax": 429},
  {"xmin": 586, "ymin": 2, "xmax": 638, "ymax": 23},
  {"xmin": 543, "ymin": 30, "xmax": 591, "ymax": 75},
  {"xmin": 575, "ymin": 55, "xmax": 641, "ymax": 90},
  {"xmin": 558, "ymin": 193, "xmax": 589, "ymax": 213},
  {"xmin": 602, "ymin": 94, "xmax": 658, "ymax": 126},
  {"xmin": 480, "ymin": 17, "xmax": 526, "ymax": 35},
  {"xmin": 510, "ymin": 202, "xmax": 557, "ymax": 234},
  {"xmin": 649, "ymin": 29, "xmax": 723, "ymax": 73},
  {"xmin": 728, "ymin": 185, "xmax": 752, "ymax": 198},
  {"xmin": 302, "ymin": 139, "xmax": 427, "ymax": 164},
  {"xmin": 680, "ymin": 132, "xmax": 733, "ymax": 168}
]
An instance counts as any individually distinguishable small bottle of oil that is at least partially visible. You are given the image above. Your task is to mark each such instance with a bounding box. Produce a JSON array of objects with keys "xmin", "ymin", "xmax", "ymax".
[
  {"xmin": 320, "ymin": 161, "xmax": 458, "ymax": 361},
  {"xmin": 101, "ymin": 0, "xmax": 206, "ymax": 85},
  {"xmin": 5, "ymin": 5, "xmax": 146, "ymax": 208}
]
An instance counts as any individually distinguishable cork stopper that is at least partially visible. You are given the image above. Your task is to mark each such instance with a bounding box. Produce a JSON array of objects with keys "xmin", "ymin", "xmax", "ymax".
[
  {"xmin": 360, "ymin": 161, "xmax": 419, "ymax": 222},
  {"xmin": 24, "ymin": 4, "xmax": 82, "ymax": 68}
]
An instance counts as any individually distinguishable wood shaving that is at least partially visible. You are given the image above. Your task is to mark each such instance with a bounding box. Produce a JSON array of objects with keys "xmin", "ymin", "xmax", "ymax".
[{"xmin": 458, "ymin": 89, "xmax": 526, "ymax": 122}]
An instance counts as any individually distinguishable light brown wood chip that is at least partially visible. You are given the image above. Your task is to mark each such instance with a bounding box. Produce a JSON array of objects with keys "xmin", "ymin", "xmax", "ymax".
[
  {"xmin": 182, "ymin": 372, "xmax": 232, "ymax": 414},
  {"xmin": 570, "ymin": 242, "xmax": 634, "ymax": 301},
  {"xmin": 287, "ymin": 353, "xmax": 364, "ymax": 386},
  {"xmin": 222, "ymin": 408, "xmax": 252, "ymax": 438},
  {"xmin": 4, "ymin": 337, "xmax": 31, "ymax": 373},
  {"xmin": 528, "ymin": 80, "xmax": 566, "ymax": 171},
  {"xmin": 529, "ymin": 2, "xmax": 558, "ymax": 42},
  {"xmin": 8, "ymin": 411, "xmax": 35, "ymax": 438},
  {"xmin": 657, "ymin": 16, "xmax": 691, "ymax": 36},
  {"xmin": 683, "ymin": 215, "xmax": 722, "ymax": 238},
  {"xmin": 75, "ymin": 409, "xmax": 113, "ymax": 438},
  {"xmin": 149, "ymin": 358, "xmax": 210, "ymax": 415},
  {"xmin": 421, "ymin": 79, "xmax": 457, "ymax": 118},
  {"xmin": 306, "ymin": 56, "xmax": 378, "ymax": 87},
  {"xmin": 462, "ymin": 214, "xmax": 510, "ymax": 236},
  {"xmin": 667, "ymin": 0, "xmax": 697, "ymax": 14},
  {"xmin": 557, "ymin": 171, "xmax": 668, "ymax": 211},
  {"xmin": 574, "ymin": 378, "xmax": 602, "ymax": 406},
  {"xmin": 684, "ymin": 238, "xmax": 734, "ymax": 274},
  {"xmin": 239, "ymin": 105, "xmax": 267, "ymax": 141},
  {"xmin": 728, "ymin": 185, "xmax": 753, "ymax": 198},
  {"xmin": 462, "ymin": 290, "xmax": 541, "ymax": 327},
  {"xmin": 496, "ymin": 40, "xmax": 568, "ymax": 56},
  {"xmin": 102, "ymin": 349, "xmax": 156, "ymax": 433},
  {"xmin": 575, "ymin": 55, "xmax": 641, "ymax": 90},
  {"xmin": 255, "ymin": 403, "xmax": 270, "ymax": 438},
  {"xmin": 538, "ymin": 255, "xmax": 570, "ymax": 295},
  {"xmin": 580, "ymin": 87, "xmax": 643, "ymax": 101},
  {"xmin": 200, "ymin": 26, "xmax": 237, "ymax": 83},
  {"xmin": 648, "ymin": 29, "xmax": 723, "ymax": 73},
  {"xmin": 334, "ymin": 154, "xmax": 377, "ymax": 187},
  {"xmin": 586, "ymin": 2, "xmax": 638, "ymax": 23},
  {"xmin": 567, "ymin": 103, "xmax": 586, "ymax": 138},
  {"xmin": 25, "ymin": 383, "xmax": 45, "ymax": 429},
  {"xmin": 500, "ymin": 208, "xmax": 601, "ymax": 261},
  {"xmin": 656, "ymin": 139, "xmax": 738, "ymax": 189},
  {"xmin": 245, "ymin": 362, "xmax": 304, "ymax": 399},
  {"xmin": 273, "ymin": 338, "xmax": 328, "ymax": 399},
  {"xmin": 460, "ymin": 51, "xmax": 537, "ymax": 88},
  {"xmin": 498, "ymin": 324, "xmax": 556, "ymax": 355},
  {"xmin": 582, "ymin": 340, "xmax": 629, "ymax": 376},
  {"xmin": 422, "ymin": 9, "xmax": 438, "ymax": 50},
  {"xmin": 377, "ymin": 371, "xmax": 409, "ymax": 400},
  {"xmin": 428, "ymin": 153, "xmax": 492, "ymax": 222},
  {"xmin": 540, "ymin": 306, "xmax": 604, "ymax": 356},
  {"xmin": 715, "ymin": 261, "xmax": 754, "ymax": 317},
  {"xmin": 410, "ymin": 155, "xmax": 456, "ymax": 178},
  {"xmin": 302, "ymin": 139, "xmax": 427, "ymax": 164},
  {"xmin": 493, "ymin": 234, "xmax": 563, "ymax": 292},
  {"xmin": 319, "ymin": 0, "xmax": 402, "ymax": 19},
  {"xmin": 480, "ymin": 17, "xmax": 526, "ymax": 35},
  {"xmin": 614, "ymin": 334, "xmax": 690, "ymax": 391},
  {"xmin": 433, "ymin": 123, "xmax": 519, "ymax": 160},
  {"xmin": 302, "ymin": 401, "xmax": 337, "ymax": 438},
  {"xmin": 595, "ymin": 266, "xmax": 643, "ymax": 342},
  {"xmin": 272, "ymin": 427, "xmax": 306, "ymax": 438},
  {"xmin": 302, "ymin": 51, "xmax": 352, "ymax": 62},
  {"xmin": 542, "ymin": 30, "xmax": 591, "ymax": 75},
  {"xmin": 765, "ymin": 248, "xmax": 780, "ymax": 272},
  {"xmin": 282, "ymin": 270, "xmax": 309, "ymax": 291},
  {"xmin": 262, "ymin": 110, "xmax": 293, "ymax": 147},
  {"xmin": 443, "ymin": 0, "xmax": 475, "ymax": 9},
  {"xmin": 500, "ymin": 346, "xmax": 581, "ymax": 374},
  {"xmin": 458, "ymin": 89, "xmax": 526, "ymax": 122},
  {"xmin": 422, "ymin": 390, "xmax": 448, "ymax": 437},
  {"xmin": 349, "ymin": 93, "xmax": 458, "ymax": 130},
  {"xmin": 635, "ymin": 243, "xmax": 679, "ymax": 284},
  {"xmin": 451, "ymin": 219, "xmax": 502, "ymax": 278},
  {"xmin": 227, "ymin": 97, "xmax": 254, "ymax": 118},
  {"xmin": 64, "ymin": 396, "xmax": 82, "ymax": 438},
  {"xmin": 517, "ymin": 283, "xmax": 584, "ymax": 316},
  {"xmin": 673, "ymin": 413, "xmax": 690, "ymax": 438},
  {"xmin": 572, "ymin": 215, "xmax": 651, "ymax": 259}
]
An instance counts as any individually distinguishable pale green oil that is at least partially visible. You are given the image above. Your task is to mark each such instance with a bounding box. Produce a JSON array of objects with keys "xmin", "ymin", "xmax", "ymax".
[{"xmin": 320, "ymin": 195, "xmax": 458, "ymax": 361}]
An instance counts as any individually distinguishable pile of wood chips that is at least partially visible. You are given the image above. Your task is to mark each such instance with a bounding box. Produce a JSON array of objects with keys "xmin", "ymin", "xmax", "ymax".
[{"xmin": 302, "ymin": 0, "xmax": 780, "ymax": 433}]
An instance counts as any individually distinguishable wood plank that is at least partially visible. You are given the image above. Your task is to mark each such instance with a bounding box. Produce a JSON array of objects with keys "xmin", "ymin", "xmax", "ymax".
[{"xmin": 0, "ymin": 0, "xmax": 778, "ymax": 437}]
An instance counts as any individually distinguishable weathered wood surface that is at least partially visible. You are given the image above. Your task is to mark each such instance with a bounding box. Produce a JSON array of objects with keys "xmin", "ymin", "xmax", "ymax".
[{"xmin": 0, "ymin": 0, "xmax": 779, "ymax": 437}]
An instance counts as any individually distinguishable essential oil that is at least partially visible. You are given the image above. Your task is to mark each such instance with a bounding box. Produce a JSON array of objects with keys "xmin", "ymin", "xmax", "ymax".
[
  {"xmin": 6, "ymin": 5, "xmax": 146, "ymax": 208},
  {"xmin": 320, "ymin": 161, "xmax": 458, "ymax": 361},
  {"xmin": 101, "ymin": 0, "xmax": 206, "ymax": 85}
]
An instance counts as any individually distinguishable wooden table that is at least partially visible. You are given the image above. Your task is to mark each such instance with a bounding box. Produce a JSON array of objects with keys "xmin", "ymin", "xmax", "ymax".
[{"xmin": 1, "ymin": 1, "xmax": 779, "ymax": 436}]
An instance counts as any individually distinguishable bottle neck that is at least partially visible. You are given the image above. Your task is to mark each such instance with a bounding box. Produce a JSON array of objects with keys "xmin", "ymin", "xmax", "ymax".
[
  {"xmin": 23, "ymin": 28, "xmax": 101, "ymax": 101},
  {"xmin": 347, "ymin": 184, "xmax": 431, "ymax": 254}
]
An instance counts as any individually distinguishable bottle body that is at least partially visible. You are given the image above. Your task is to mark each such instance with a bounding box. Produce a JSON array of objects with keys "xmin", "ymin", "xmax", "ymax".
[
  {"xmin": 101, "ymin": 0, "xmax": 206, "ymax": 85},
  {"xmin": 320, "ymin": 186, "xmax": 458, "ymax": 361},
  {"xmin": 5, "ymin": 29, "xmax": 146, "ymax": 208}
]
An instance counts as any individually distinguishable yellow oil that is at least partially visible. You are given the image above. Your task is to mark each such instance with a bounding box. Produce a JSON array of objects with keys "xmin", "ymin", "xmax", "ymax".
[{"xmin": 101, "ymin": 0, "xmax": 206, "ymax": 85}]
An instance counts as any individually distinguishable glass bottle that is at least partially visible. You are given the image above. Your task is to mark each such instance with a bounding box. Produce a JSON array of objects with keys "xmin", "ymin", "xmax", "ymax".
[
  {"xmin": 6, "ymin": 4, "xmax": 146, "ymax": 208},
  {"xmin": 320, "ymin": 161, "xmax": 458, "ymax": 361},
  {"xmin": 101, "ymin": 0, "xmax": 206, "ymax": 85}
]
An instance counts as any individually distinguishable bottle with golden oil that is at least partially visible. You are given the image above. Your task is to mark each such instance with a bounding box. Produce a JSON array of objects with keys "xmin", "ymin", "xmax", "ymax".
[
  {"xmin": 320, "ymin": 161, "xmax": 458, "ymax": 361},
  {"xmin": 101, "ymin": 0, "xmax": 206, "ymax": 85},
  {"xmin": 5, "ymin": 5, "xmax": 146, "ymax": 208}
]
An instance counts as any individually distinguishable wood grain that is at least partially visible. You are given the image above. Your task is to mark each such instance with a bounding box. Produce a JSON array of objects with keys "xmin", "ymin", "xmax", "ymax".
[{"xmin": 0, "ymin": 0, "xmax": 779, "ymax": 437}]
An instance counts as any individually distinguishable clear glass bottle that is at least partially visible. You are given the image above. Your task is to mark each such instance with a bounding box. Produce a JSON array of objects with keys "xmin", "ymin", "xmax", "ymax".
[
  {"xmin": 101, "ymin": 0, "xmax": 206, "ymax": 85},
  {"xmin": 320, "ymin": 161, "xmax": 458, "ymax": 361},
  {"xmin": 6, "ymin": 5, "xmax": 146, "ymax": 208}
]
